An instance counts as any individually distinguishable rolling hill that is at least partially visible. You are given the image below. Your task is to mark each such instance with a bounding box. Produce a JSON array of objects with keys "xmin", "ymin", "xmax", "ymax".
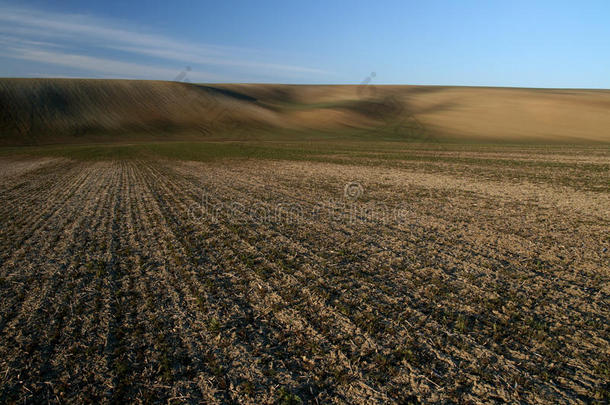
[{"xmin": 1, "ymin": 78, "xmax": 609, "ymax": 145}]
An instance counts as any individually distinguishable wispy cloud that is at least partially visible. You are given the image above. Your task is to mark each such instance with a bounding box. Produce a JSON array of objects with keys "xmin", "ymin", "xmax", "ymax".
[
  {"xmin": 0, "ymin": 5, "xmax": 329, "ymax": 81},
  {"xmin": 0, "ymin": 46, "xmax": 223, "ymax": 81}
]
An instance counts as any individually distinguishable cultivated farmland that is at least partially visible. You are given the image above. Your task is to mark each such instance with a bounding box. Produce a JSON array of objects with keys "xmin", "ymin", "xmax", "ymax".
[{"xmin": 0, "ymin": 142, "xmax": 608, "ymax": 403}]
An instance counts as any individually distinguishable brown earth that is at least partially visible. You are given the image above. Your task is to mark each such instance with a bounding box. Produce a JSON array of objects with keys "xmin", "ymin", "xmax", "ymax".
[{"xmin": 0, "ymin": 145, "xmax": 608, "ymax": 403}]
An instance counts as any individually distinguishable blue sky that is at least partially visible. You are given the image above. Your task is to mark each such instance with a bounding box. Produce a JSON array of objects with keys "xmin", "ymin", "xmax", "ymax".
[{"xmin": 1, "ymin": 0, "xmax": 609, "ymax": 87}]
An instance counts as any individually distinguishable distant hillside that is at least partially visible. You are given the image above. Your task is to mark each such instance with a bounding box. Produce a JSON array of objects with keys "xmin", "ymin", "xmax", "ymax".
[
  {"xmin": 1, "ymin": 79, "xmax": 610, "ymax": 145},
  {"xmin": 0, "ymin": 79, "xmax": 278, "ymax": 145}
]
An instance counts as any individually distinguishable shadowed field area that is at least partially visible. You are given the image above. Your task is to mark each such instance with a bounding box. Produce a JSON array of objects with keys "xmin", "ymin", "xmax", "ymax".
[
  {"xmin": 2, "ymin": 79, "xmax": 610, "ymax": 145},
  {"xmin": 0, "ymin": 141, "xmax": 608, "ymax": 403}
]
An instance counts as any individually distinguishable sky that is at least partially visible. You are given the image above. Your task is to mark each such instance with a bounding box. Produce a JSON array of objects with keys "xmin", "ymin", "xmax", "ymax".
[{"xmin": 0, "ymin": 0, "xmax": 609, "ymax": 87}]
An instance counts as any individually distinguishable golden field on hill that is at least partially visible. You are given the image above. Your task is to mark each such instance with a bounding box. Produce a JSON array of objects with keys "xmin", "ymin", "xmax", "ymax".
[{"xmin": 2, "ymin": 79, "xmax": 610, "ymax": 144}]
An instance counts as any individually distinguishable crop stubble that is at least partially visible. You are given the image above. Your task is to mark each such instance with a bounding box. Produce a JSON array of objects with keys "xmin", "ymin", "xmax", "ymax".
[{"xmin": 0, "ymin": 148, "xmax": 608, "ymax": 404}]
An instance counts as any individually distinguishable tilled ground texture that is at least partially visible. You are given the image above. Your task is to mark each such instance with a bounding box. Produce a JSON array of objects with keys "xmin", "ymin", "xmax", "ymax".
[{"xmin": 0, "ymin": 148, "xmax": 608, "ymax": 404}]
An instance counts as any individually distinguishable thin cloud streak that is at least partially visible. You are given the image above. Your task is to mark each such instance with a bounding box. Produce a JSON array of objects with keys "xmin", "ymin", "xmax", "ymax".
[
  {"xmin": 110, "ymin": 45, "xmax": 329, "ymax": 75},
  {"xmin": 0, "ymin": 46, "xmax": 227, "ymax": 81},
  {"xmin": 0, "ymin": 7, "xmax": 230, "ymax": 54},
  {"xmin": 0, "ymin": 5, "xmax": 329, "ymax": 81}
]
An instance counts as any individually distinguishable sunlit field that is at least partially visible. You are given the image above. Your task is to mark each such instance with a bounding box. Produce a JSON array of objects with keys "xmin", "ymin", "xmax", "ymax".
[{"xmin": 1, "ymin": 140, "xmax": 608, "ymax": 403}]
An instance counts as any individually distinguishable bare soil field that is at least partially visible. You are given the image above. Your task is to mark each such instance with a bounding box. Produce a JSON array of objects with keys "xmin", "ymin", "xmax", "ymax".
[{"xmin": 0, "ymin": 143, "xmax": 608, "ymax": 403}]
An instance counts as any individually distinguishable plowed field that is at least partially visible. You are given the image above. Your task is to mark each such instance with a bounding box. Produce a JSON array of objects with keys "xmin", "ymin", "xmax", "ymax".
[{"xmin": 0, "ymin": 143, "xmax": 608, "ymax": 403}]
